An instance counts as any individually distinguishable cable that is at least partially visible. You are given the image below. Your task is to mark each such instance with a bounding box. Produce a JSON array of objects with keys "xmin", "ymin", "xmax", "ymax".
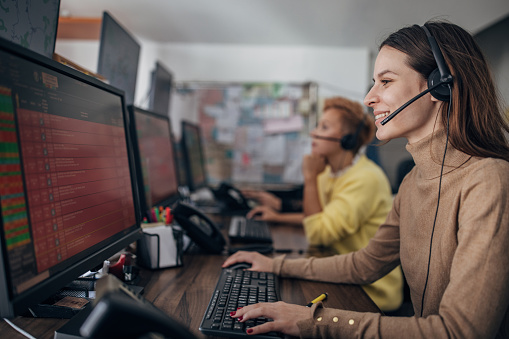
[
  {"xmin": 419, "ymin": 84, "xmax": 452, "ymax": 317},
  {"xmin": 2, "ymin": 318, "xmax": 37, "ymax": 339}
]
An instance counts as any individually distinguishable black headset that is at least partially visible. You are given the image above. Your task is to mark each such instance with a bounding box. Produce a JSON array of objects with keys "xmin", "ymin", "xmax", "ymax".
[
  {"xmin": 422, "ymin": 25, "xmax": 453, "ymax": 102},
  {"xmin": 341, "ymin": 115, "xmax": 366, "ymax": 150}
]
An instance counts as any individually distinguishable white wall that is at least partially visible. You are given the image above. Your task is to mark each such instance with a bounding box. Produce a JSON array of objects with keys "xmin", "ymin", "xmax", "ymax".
[
  {"xmin": 55, "ymin": 39, "xmax": 370, "ymax": 106},
  {"xmin": 157, "ymin": 43, "xmax": 369, "ymax": 100}
]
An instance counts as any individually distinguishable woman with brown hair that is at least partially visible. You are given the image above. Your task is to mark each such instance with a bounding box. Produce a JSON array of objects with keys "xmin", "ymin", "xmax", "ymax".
[{"xmin": 224, "ymin": 20, "xmax": 509, "ymax": 338}]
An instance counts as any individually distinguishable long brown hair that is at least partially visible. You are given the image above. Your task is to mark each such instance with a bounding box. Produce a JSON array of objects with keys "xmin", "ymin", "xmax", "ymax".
[{"xmin": 380, "ymin": 20, "xmax": 509, "ymax": 161}]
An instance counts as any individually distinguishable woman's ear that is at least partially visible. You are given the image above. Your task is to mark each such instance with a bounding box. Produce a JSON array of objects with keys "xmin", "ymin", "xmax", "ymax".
[{"xmin": 430, "ymin": 94, "xmax": 441, "ymax": 103}]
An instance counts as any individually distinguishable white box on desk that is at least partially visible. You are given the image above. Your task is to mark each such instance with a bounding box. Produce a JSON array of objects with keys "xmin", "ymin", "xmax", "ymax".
[{"xmin": 137, "ymin": 224, "xmax": 184, "ymax": 269}]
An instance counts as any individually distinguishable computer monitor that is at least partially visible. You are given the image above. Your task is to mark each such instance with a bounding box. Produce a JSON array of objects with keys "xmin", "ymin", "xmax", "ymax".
[
  {"xmin": 128, "ymin": 106, "xmax": 180, "ymax": 214},
  {"xmin": 0, "ymin": 0, "xmax": 60, "ymax": 59},
  {"xmin": 148, "ymin": 61, "xmax": 173, "ymax": 116},
  {"xmin": 180, "ymin": 121, "xmax": 207, "ymax": 191},
  {"xmin": 97, "ymin": 11, "xmax": 140, "ymax": 106},
  {"xmin": 173, "ymin": 139, "xmax": 188, "ymax": 188},
  {"xmin": 0, "ymin": 39, "xmax": 142, "ymax": 318}
]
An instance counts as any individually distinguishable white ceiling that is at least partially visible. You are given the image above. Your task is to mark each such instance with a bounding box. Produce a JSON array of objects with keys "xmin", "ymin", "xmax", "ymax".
[{"xmin": 60, "ymin": 0, "xmax": 509, "ymax": 51}]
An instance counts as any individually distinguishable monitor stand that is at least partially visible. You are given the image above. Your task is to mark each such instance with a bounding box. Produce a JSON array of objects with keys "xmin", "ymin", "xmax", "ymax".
[
  {"xmin": 53, "ymin": 274, "xmax": 145, "ymax": 339},
  {"xmin": 27, "ymin": 278, "xmax": 96, "ymax": 319},
  {"xmin": 27, "ymin": 277, "xmax": 144, "ymax": 319}
]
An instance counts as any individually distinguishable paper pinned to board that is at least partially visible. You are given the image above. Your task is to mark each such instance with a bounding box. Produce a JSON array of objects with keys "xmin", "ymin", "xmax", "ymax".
[
  {"xmin": 263, "ymin": 134, "xmax": 286, "ymax": 166},
  {"xmin": 263, "ymin": 115, "xmax": 304, "ymax": 134}
]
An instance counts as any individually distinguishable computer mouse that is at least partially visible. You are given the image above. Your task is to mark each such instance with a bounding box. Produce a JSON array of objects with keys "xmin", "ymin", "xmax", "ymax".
[{"xmin": 226, "ymin": 262, "xmax": 252, "ymax": 270}]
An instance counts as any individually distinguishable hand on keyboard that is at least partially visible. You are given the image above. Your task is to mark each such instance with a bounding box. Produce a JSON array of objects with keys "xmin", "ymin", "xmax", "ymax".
[
  {"xmin": 230, "ymin": 301, "xmax": 310, "ymax": 338},
  {"xmin": 200, "ymin": 266, "xmax": 282, "ymax": 338},
  {"xmin": 246, "ymin": 206, "xmax": 279, "ymax": 222},
  {"xmin": 222, "ymin": 250, "xmax": 274, "ymax": 273}
]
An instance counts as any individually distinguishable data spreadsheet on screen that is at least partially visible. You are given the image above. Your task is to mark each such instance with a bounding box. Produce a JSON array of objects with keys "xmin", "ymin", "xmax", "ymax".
[{"xmin": 0, "ymin": 40, "xmax": 141, "ymax": 317}]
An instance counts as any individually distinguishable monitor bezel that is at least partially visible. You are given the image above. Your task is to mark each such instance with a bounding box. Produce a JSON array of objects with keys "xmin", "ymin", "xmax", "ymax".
[
  {"xmin": 148, "ymin": 61, "xmax": 173, "ymax": 117},
  {"xmin": 97, "ymin": 11, "xmax": 141, "ymax": 106},
  {"xmin": 0, "ymin": 38, "xmax": 142, "ymax": 318},
  {"xmin": 127, "ymin": 105, "xmax": 181, "ymax": 213},
  {"xmin": 180, "ymin": 121, "xmax": 208, "ymax": 192}
]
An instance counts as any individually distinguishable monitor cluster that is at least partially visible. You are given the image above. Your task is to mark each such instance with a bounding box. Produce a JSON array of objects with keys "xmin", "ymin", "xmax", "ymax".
[
  {"xmin": 0, "ymin": 6, "xmax": 208, "ymax": 320},
  {"xmin": 0, "ymin": 31, "xmax": 198, "ymax": 317}
]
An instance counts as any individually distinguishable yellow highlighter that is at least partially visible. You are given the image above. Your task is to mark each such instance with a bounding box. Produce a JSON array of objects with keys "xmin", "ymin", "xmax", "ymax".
[{"xmin": 306, "ymin": 293, "xmax": 328, "ymax": 307}]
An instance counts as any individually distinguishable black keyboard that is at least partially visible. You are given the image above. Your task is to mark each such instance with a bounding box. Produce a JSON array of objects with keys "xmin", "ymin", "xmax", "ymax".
[
  {"xmin": 228, "ymin": 216, "xmax": 272, "ymax": 243},
  {"xmin": 199, "ymin": 267, "xmax": 282, "ymax": 338}
]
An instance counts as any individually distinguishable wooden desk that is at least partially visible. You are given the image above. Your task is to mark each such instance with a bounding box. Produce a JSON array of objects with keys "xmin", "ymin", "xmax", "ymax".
[{"xmin": 0, "ymin": 223, "xmax": 380, "ymax": 339}]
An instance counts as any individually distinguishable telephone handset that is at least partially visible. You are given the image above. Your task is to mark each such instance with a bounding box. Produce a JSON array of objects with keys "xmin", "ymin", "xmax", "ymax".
[
  {"xmin": 172, "ymin": 201, "xmax": 226, "ymax": 254},
  {"xmin": 80, "ymin": 275, "xmax": 197, "ymax": 339},
  {"xmin": 213, "ymin": 182, "xmax": 250, "ymax": 211}
]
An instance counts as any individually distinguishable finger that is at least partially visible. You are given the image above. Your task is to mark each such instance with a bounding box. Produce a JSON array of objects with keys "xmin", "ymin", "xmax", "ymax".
[
  {"xmin": 230, "ymin": 304, "xmax": 250, "ymax": 319},
  {"xmin": 222, "ymin": 251, "xmax": 248, "ymax": 267},
  {"xmin": 242, "ymin": 190, "xmax": 259, "ymax": 199},
  {"xmin": 245, "ymin": 321, "xmax": 278, "ymax": 336},
  {"xmin": 238, "ymin": 303, "xmax": 278, "ymax": 321},
  {"xmin": 246, "ymin": 206, "xmax": 263, "ymax": 219},
  {"xmin": 246, "ymin": 209, "xmax": 257, "ymax": 219}
]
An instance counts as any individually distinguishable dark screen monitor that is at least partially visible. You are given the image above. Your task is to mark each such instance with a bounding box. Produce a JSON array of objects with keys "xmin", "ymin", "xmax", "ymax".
[
  {"xmin": 97, "ymin": 11, "xmax": 140, "ymax": 106},
  {"xmin": 148, "ymin": 61, "xmax": 173, "ymax": 116},
  {"xmin": 180, "ymin": 121, "xmax": 207, "ymax": 191},
  {"xmin": 128, "ymin": 106, "xmax": 180, "ymax": 213},
  {"xmin": 0, "ymin": 39, "xmax": 142, "ymax": 318},
  {"xmin": 173, "ymin": 139, "xmax": 188, "ymax": 188},
  {"xmin": 0, "ymin": 0, "xmax": 60, "ymax": 59}
]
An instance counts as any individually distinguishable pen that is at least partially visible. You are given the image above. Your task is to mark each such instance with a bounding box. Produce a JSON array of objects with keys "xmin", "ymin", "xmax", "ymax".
[
  {"xmin": 154, "ymin": 207, "xmax": 159, "ymax": 222},
  {"xmin": 306, "ymin": 293, "xmax": 328, "ymax": 307}
]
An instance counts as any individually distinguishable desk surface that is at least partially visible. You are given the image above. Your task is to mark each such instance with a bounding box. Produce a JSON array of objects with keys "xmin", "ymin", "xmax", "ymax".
[{"xmin": 0, "ymin": 222, "xmax": 380, "ymax": 339}]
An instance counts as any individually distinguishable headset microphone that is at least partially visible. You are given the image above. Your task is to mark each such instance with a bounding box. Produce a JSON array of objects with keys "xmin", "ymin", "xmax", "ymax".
[
  {"xmin": 312, "ymin": 135, "xmax": 341, "ymax": 142},
  {"xmin": 380, "ymin": 81, "xmax": 447, "ymax": 125}
]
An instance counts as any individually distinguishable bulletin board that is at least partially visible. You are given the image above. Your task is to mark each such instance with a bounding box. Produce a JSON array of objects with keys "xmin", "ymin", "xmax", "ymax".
[{"xmin": 173, "ymin": 82, "xmax": 319, "ymax": 187}]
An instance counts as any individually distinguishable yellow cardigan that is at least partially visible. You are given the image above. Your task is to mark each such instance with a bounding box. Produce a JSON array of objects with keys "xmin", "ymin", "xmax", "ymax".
[{"xmin": 302, "ymin": 155, "xmax": 403, "ymax": 311}]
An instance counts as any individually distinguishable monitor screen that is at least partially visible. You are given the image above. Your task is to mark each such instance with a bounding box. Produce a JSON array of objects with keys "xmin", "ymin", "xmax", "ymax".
[
  {"xmin": 0, "ymin": 39, "xmax": 141, "ymax": 318},
  {"xmin": 97, "ymin": 11, "xmax": 140, "ymax": 106},
  {"xmin": 180, "ymin": 121, "xmax": 207, "ymax": 191},
  {"xmin": 148, "ymin": 61, "xmax": 173, "ymax": 116},
  {"xmin": 0, "ymin": 0, "xmax": 60, "ymax": 59},
  {"xmin": 128, "ymin": 106, "xmax": 179, "ymax": 212},
  {"xmin": 173, "ymin": 139, "xmax": 188, "ymax": 188}
]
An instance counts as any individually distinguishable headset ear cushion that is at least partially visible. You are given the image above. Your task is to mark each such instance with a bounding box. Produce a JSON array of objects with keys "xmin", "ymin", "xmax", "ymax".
[
  {"xmin": 428, "ymin": 68, "xmax": 451, "ymax": 102},
  {"xmin": 341, "ymin": 134, "xmax": 355, "ymax": 150}
]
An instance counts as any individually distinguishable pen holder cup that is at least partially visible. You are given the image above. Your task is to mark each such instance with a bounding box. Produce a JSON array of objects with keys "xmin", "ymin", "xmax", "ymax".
[{"xmin": 137, "ymin": 224, "xmax": 184, "ymax": 269}]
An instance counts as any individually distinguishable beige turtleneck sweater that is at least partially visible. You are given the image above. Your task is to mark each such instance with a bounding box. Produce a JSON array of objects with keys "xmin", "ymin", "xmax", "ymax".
[{"xmin": 272, "ymin": 129, "xmax": 509, "ymax": 338}]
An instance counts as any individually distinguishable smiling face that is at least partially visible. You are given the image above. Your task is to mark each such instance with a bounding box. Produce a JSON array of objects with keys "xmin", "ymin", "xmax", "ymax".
[{"xmin": 364, "ymin": 46, "xmax": 442, "ymax": 143}]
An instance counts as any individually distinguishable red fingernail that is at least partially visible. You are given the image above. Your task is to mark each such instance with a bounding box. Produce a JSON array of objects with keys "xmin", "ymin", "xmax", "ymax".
[
  {"xmin": 238, "ymin": 316, "xmax": 243, "ymax": 321},
  {"xmin": 230, "ymin": 311, "xmax": 236, "ymax": 316},
  {"xmin": 247, "ymin": 328, "xmax": 253, "ymax": 334},
  {"xmin": 237, "ymin": 307, "xmax": 243, "ymax": 310}
]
